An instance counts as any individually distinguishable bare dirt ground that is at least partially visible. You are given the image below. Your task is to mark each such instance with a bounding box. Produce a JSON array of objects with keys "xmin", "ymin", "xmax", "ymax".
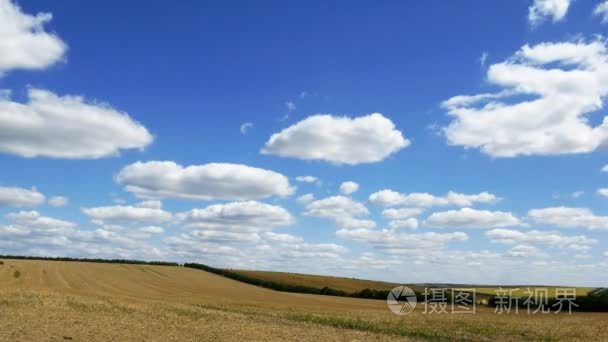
[{"xmin": 0, "ymin": 260, "xmax": 606, "ymax": 341}]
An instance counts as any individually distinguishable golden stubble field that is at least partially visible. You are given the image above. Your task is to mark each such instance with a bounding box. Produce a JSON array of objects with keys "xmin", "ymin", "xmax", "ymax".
[{"xmin": 0, "ymin": 260, "xmax": 607, "ymax": 341}]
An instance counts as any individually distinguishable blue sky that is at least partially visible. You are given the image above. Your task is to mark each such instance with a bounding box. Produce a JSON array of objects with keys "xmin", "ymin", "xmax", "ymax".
[{"xmin": 1, "ymin": 0, "xmax": 608, "ymax": 286}]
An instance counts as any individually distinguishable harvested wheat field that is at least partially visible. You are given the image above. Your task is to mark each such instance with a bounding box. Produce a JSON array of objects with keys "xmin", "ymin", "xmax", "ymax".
[{"xmin": 1, "ymin": 260, "xmax": 607, "ymax": 342}]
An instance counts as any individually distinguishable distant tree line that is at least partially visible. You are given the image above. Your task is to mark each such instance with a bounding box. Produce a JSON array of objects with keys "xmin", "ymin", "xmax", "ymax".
[{"xmin": 0, "ymin": 254, "xmax": 179, "ymax": 266}]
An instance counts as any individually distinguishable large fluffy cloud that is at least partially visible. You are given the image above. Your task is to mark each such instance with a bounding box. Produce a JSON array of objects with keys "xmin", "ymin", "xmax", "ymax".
[
  {"xmin": 0, "ymin": 186, "xmax": 45, "ymax": 207},
  {"xmin": 261, "ymin": 113, "xmax": 409, "ymax": 165},
  {"xmin": 369, "ymin": 189, "xmax": 499, "ymax": 207},
  {"xmin": 82, "ymin": 205, "xmax": 173, "ymax": 224},
  {"xmin": 442, "ymin": 40, "xmax": 608, "ymax": 157},
  {"xmin": 116, "ymin": 161, "xmax": 294, "ymax": 201},
  {"xmin": 425, "ymin": 208, "xmax": 522, "ymax": 229},
  {"xmin": 0, "ymin": 88, "xmax": 153, "ymax": 158},
  {"xmin": 0, "ymin": 0, "xmax": 66, "ymax": 74},
  {"xmin": 528, "ymin": 0, "xmax": 571, "ymax": 26},
  {"xmin": 528, "ymin": 207, "xmax": 608, "ymax": 230}
]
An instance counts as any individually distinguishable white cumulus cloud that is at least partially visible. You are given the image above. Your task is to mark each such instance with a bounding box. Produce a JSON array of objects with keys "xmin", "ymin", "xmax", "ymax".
[
  {"xmin": 263, "ymin": 232, "xmax": 304, "ymax": 244},
  {"xmin": 388, "ymin": 218, "xmax": 419, "ymax": 230},
  {"xmin": 443, "ymin": 39, "xmax": 608, "ymax": 158},
  {"xmin": 0, "ymin": 88, "xmax": 153, "ymax": 158},
  {"xmin": 594, "ymin": 1, "xmax": 608, "ymax": 24},
  {"xmin": 382, "ymin": 207, "xmax": 423, "ymax": 220},
  {"xmin": 337, "ymin": 228, "xmax": 468, "ymax": 253},
  {"xmin": 6, "ymin": 210, "xmax": 75, "ymax": 231},
  {"xmin": 261, "ymin": 113, "xmax": 409, "ymax": 165},
  {"xmin": 486, "ymin": 228, "xmax": 597, "ymax": 251},
  {"xmin": 335, "ymin": 217, "xmax": 377, "ymax": 230},
  {"xmin": 424, "ymin": 208, "xmax": 522, "ymax": 229},
  {"xmin": 339, "ymin": 181, "xmax": 359, "ymax": 195},
  {"xmin": 176, "ymin": 201, "xmax": 294, "ymax": 243},
  {"xmin": 82, "ymin": 205, "xmax": 173, "ymax": 224},
  {"xmin": 0, "ymin": 0, "xmax": 67, "ymax": 75},
  {"xmin": 369, "ymin": 189, "xmax": 499, "ymax": 207},
  {"xmin": 0, "ymin": 186, "xmax": 45, "ymax": 207},
  {"xmin": 304, "ymin": 196, "xmax": 369, "ymax": 220},
  {"xmin": 528, "ymin": 0, "xmax": 571, "ymax": 26},
  {"xmin": 116, "ymin": 161, "xmax": 294, "ymax": 201},
  {"xmin": 296, "ymin": 193, "xmax": 315, "ymax": 204},
  {"xmin": 178, "ymin": 201, "xmax": 293, "ymax": 231},
  {"xmin": 505, "ymin": 244, "xmax": 547, "ymax": 258},
  {"xmin": 528, "ymin": 206, "xmax": 608, "ymax": 230}
]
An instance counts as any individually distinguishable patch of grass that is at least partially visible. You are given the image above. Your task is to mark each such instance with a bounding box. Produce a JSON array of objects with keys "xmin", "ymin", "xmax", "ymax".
[
  {"xmin": 64, "ymin": 297, "xmax": 137, "ymax": 315},
  {"xmin": 190, "ymin": 302, "xmax": 595, "ymax": 342},
  {"xmin": 278, "ymin": 312, "xmax": 447, "ymax": 341},
  {"xmin": 191, "ymin": 302, "xmax": 455, "ymax": 341},
  {"xmin": 13, "ymin": 270, "xmax": 21, "ymax": 279}
]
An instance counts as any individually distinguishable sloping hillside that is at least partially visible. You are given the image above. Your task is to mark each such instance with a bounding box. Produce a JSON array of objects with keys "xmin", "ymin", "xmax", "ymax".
[
  {"xmin": 1, "ymin": 259, "xmax": 607, "ymax": 342},
  {"xmin": 0, "ymin": 259, "xmax": 400, "ymax": 341},
  {"xmin": 230, "ymin": 269, "xmax": 401, "ymax": 293},
  {"xmin": 0, "ymin": 259, "xmax": 385, "ymax": 312}
]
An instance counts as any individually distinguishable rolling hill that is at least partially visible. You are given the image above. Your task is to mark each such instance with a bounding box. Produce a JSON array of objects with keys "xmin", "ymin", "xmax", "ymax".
[
  {"xmin": 230, "ymin": 269, "xmax": 401, "ymax": 293},
  {"xmin": 1, "ymin": 259, "xmax": 607, "ymax": 341}
]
